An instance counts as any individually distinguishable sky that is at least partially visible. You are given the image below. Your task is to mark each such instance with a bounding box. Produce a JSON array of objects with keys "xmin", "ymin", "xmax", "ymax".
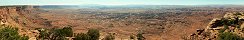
[{"xmin": 1, "ymin": 0, "xmax": 244, "ymax": 5}]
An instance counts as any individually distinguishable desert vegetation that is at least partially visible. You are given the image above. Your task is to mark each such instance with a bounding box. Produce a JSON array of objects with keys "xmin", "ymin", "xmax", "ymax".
[
  {"xmin": 188, "ymin": 12, "xmax": 244, "ymax": 40},
  {"xmin": 218, "ymin": 32, "xmax": 244, "ymax": 40},
  {"xmin": 0, "ymin": 25, "xmax": 145, "ymax": 40},
  {"xmin": 36, "ymin": 26, "xmax": 100, "ymax": 40},
  {"xmin": 36, "ymin": 26, "xmax": 143, "ymax": 40},
  {"xmin": 217, "ymin": 19, "xmax": 244, "ymax": 40},
  {"xmin": 137, "ymin": 32, "xmax": 145, "ymax": 40},
  {"xmin": 0, "ymin": 26, "xmax": 29, "ymax": 40}
]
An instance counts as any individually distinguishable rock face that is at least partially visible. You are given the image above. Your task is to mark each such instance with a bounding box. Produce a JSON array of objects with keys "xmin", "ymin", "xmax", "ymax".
[
  {"xmin": 187, "ymin": 12, "xmax": 244, "ymax": 40},
  {"xmin": 0, "ymin": 6, "xmax": 39, "ymax": 40},
  {"xmin": 0, "ymin": 6, "xmax": 20, "ymax": 35}
]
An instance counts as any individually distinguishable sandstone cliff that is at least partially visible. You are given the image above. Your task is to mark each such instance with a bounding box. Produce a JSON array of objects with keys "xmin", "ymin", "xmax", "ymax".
[{"xmin": 0, "ymin": 6, "xmax": 39, "ymax": 40}]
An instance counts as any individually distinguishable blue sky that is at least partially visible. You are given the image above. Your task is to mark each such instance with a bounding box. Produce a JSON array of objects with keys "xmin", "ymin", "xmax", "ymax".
[{"xmin": 1, "ymin": 0, "xmax": 244, "ymax": 5}]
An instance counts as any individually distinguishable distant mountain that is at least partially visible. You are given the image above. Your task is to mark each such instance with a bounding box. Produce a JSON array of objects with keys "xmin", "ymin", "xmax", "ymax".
[
  {"xmin": 33, "ymin": 5, "xmax": 244, "ymax": 9},
  {"xmin": 34, "ymin": 5, "xmax": 192, "ymax": 9},
  {"xmin": 34, "ymin": 5, "xmax": 80, "ymax": 9}
]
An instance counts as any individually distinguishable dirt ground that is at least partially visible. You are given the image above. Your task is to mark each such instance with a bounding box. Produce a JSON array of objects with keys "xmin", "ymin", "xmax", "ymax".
[
  {"xmin": 7, "ymin": 6, "xmax": 244, "ymax": 40},
  {"xmin": 22, "ymin": 8, "xmax": 227, "ymax": 40}
]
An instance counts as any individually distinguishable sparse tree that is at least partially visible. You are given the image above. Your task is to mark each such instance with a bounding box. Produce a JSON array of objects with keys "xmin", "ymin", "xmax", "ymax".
[
  {"xmin": 0, "ymin": 26, "xmax": 29, "ymax": 40},
  {"xmin": 50, "ymin": 27, "xmax": 73, "ymax": 40},
  {"xmin": 87, "ymin": 29, "xmax": 100, "ymax": 40},
  {"xmin": 137, "ymin": 32, "xmax": 145, "ymax": 40},
  {"xmin": 37, "ymin": 28, "xmax": 50, "ymax": 40},
  {"xmin": 74, "ymin": 33, "xmax": 91, "ymax": 40},
  {"xmin": 219, "ymin": 32, "xmax": 244, "ymax": 40}
]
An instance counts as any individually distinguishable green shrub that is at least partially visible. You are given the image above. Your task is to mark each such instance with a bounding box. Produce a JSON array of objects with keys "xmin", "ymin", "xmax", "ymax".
[
  {"xmin": 137, "ymin": 32, "xmax": 145, "ymax": 40},
  {"xmin": 19, "ymin": 36, "xmax": 29, "ymax": 40},
  {"xmin": 0, "ymin": 26, "xmax": 29, "ymax": 40},
  {"xmin": 36, "ymin": 27, "xmax": 101, "ymax": 40},
  {"xmin": 36, "ymin": 26, "xmax": 74, "ymax": 40},
  {"xmin": 74, "ymin": 33, "xmax": 91, "ymax": 40},
  {"xmin": 87, "ymin": 29, "xmax": 100, "ymax": 40},
  {"xmin": 219, "ymin": 25, "xmax": 228, "ymax": 33},
  {"xmin": 50, "ymin": 27, "xmax": 73, "ymax": 40},
  {"xmin": 219, "ymin": 19, "xmax": 237, "ymax": 26},
  {"xmin": 227, "ymin": 20, "xmax": 236, "ymax": 25},
  {"xmin": 74, "ymin": 29, "xmax": 100, "ymax": 40},
  {"xmin": 218, "ymin": 32, "xmax": 244, "ymax": 40},
  {"xmin": 218, "ymin": 29, "xmax": 226, "ymax": 33},
  {"xmin": 223, "ymin": 25, "xmax": 228, "ymax": 29},
  {"xmin": 219, "ymin": 19, "xmax": 228, "ymax": 26},
  {"xmin": 36, "ymin": 28, "xmax": 51, "ymax": 40},
  {"xmin": 60, "ymin": 27, "xmax": 73, "ymax": 37}
]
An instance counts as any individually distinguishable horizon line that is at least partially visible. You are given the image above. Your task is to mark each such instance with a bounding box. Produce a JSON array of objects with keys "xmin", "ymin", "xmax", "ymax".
[{"xmin": 1, "ymin": 4, "xmax": 244, "ymax": 6}]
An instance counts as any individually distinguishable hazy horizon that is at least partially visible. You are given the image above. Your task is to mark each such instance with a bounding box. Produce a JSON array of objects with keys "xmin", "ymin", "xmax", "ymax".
[{"xmin": 1, "ymin": 0, "xmax": 244, "ymax": 6}]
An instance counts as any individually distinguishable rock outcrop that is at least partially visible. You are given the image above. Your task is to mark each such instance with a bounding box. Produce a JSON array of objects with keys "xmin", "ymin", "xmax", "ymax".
[
  {"xmin": 0, "ymin": 6, "xmax": 39, "ymax": 40},
  {"xmin": 187, "ymin": 12, "xmax": 244, "ymax": 40}
]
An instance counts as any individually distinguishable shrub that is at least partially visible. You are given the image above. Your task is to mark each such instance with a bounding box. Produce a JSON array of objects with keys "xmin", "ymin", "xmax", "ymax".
[
  {"xmin": 36, "ymin": 28, "xmax": 51, "ymax": 40},
  {"xmin": 19, "ymin": 36, "xmax": 29, "ymax": 40},
  {"xmin": 219, "ymin": 25, "xmax": 228, "ymax": 33},
  {"xmin": 36, "ymin": 27, "xmax": 101, "ymax": 40},
  {"xmin": 87, "ymin": 29, "xmax": 100, "ymax": 40},
  {"xmin": 219, "ymin": 19, "xmax": 228, "ymax": 26},
  {"xmin": 218, "ymin": 32, "xmax": 244, "ymax": 40},
  {"xmin": 50, "ymin": 27, "xmax": 73, "ymax": 40},
  {"xmin": 60, "ymin": 27, "xmax": 73, "ymax": 37},
  {"xmin": 218, "ymin": 29, "xmax": 226, "ymax": 33},
  {"xmin": 219, "ymin": 19, "xmax": 237, "ymax": 26},
  {"xmin": 74, "ymin": 33, "xmax": 91, "ymax": 40},
  {"xmin": 74, "ymin": 29, "xmax": 100, "ymax": 40},
  {"xmin": 0, "ymin": 26, "xmax": 29, "ymax": 40},
  {"xmin": 223, "ymin": 25, "xmax": 228, "ymax": 29},
  {"xmin": 227, "ymin": 20, "xmax": 235, "ymax": 25},
  {"xmin": 137, "ymin": 32, "xmax": 145, "ymax": 40}
]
